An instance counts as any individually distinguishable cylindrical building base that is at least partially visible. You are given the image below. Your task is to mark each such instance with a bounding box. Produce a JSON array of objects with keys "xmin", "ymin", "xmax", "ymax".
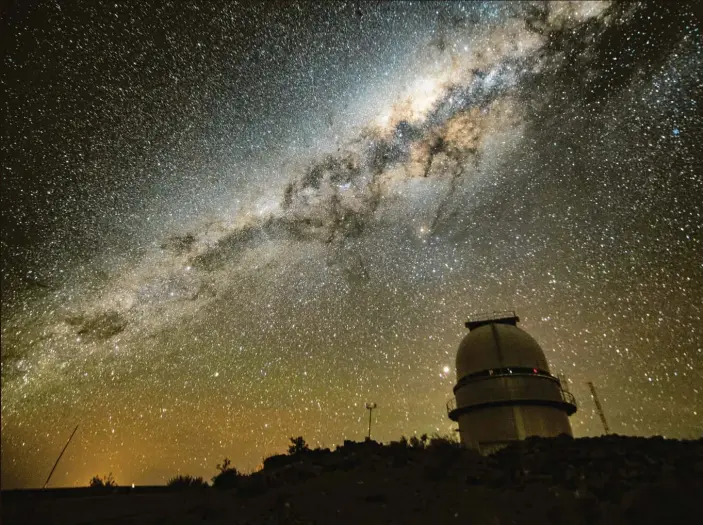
[{"xmin": 457, "ymin": 404, "xmax": 573, "ymax": 454}]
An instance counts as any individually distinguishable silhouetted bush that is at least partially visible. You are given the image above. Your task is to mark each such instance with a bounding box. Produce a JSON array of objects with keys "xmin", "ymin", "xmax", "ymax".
[
  {"xmin": 89, "ymin": 473, "xmax": 117, "ymax": 488},
  {"xmin": 287, "ymin": 436, "xmax": 309, "ymax": 455},
  {"xmin": 236, "ymin": 473, "xmax": 268, "ymax": 497},
  {"xmin": 388, "ymin": 435, "xmax": 409, "ymax": 450},
  {"xmin": 167, "ymin": 474, "xmax": 209, "ymax": 489},
  {"xmin": 421, "ymin": 434, "xmax": 472, "ymax": 481},
  {"xmin": 427, "ymin": 433, "xmax": 462, "ymax": 451},
  {"xmin": 263, "ymin": 453, "xmax": 293, "ymax": 470},
  {"xmin": 386, "ymin": 436, "xmax": 412, "ymax": 467},
  {"xmin": 409, "ymin": 434, "xmax": 428, "ymax": 449},
  {"xmin": 263, "ymin": 446, "xmax": 332, "ymax": 472},
  {"xmin": 307, "ymin": 446, "xmax": 332, "ymax": 458},
  {"xmin": 337, "ymin": 439, "xmax": 380, "ymax": 456},
  {"xmin": 211, "ymin": 458, "xmax": 241, "ymax": 489}
]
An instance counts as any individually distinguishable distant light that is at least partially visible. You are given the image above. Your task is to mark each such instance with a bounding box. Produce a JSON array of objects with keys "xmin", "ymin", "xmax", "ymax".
[
  {"xmin": 443, "ymin": 366, "xmax": 450, "ymax": 374},
  {"xmin": 672, "ymin": 128, "xmax": 680, "ymax": 136},
  {"xmin": 131, "ymin": 483, "xmax": 135, "ymax": 489},
  {"xmin": 533, "ymin": 368, "xmax": 538, "ymax": 374}
]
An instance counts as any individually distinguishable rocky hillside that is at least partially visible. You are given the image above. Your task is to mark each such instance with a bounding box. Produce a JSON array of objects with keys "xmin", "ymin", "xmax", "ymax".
[{"xmin": 3, "ymin": 435, "xmax": 702, "ymax": 525}]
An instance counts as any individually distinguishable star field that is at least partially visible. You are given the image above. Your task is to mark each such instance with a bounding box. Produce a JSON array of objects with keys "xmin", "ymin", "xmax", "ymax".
[{"xmin": 1, "ymin": 1, "xmax": 701, "ymax": 489}]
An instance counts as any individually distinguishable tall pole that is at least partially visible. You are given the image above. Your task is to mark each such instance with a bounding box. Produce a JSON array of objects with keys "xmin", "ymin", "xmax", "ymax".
[
  {"xmin": 365, "ymin": 403, "xmax": 377, "ymax": 440},
  {"xmin": 43, "ymin": 424, "xmax": 79, "ymax": 489},
  {"xmin": 587, "ymin": 382, "xmax": 610, "ymax": 435}
]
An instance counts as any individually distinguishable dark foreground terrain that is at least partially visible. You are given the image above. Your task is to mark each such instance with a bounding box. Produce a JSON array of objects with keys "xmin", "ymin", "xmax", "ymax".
[{"xmin": 3, "ymin": 435, "xmax": 702, "ymax": 525}]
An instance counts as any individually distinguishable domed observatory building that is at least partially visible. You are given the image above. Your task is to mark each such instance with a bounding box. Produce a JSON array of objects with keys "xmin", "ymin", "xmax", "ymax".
[{"xmin": 447, "ymin": 312, "xmax": 577, "ymax": 454}]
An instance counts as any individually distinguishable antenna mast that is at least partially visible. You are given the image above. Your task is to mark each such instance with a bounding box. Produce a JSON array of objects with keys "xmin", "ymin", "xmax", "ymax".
[
  {"xmin": 587, "ymin": 382, "xmax": 610, "ymax": 434},
  {"xmin": 43, "ymin": 424, "xmax": 79, "ymax": 489},
  {"xmin": 365, "ymin": 403, "xmax": 377, "ymax": 440}
]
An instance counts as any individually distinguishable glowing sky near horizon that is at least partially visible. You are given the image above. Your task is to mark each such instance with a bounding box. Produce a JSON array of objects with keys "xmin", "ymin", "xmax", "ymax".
[{"xmin": 1, "ymin": 1, "xmax": 701, "ymax": 488}]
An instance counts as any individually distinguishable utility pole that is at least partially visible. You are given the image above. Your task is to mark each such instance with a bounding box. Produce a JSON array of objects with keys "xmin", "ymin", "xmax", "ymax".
[
  {"xmin": 44, "ymin": 424, "xmax": 79, "ymax": 489},
  {"xmin": 365, "ymin": 403, "xmax": 377, "ymax": 440},
  {"xmin": 587, "ymin": 382, "xmax": 610, "ymax": 435}
]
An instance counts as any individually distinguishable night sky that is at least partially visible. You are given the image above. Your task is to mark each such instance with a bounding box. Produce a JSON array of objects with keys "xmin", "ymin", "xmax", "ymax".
[{"xmin": 1, "ymin": 1, "xmax": 701, "ymax": 489}]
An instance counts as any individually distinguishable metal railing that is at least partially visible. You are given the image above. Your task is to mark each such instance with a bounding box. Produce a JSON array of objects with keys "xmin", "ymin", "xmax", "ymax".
[
  {"xmin": 447, "ymin": 397, "xmax": 457, "ymax": 414},
  {"xmin": 560, "ymin": 389, "xmax": 577, "ymax": 406},
  {"xmin": 446, "ymin": 383, "xmax": 577, "ymax": 418}
]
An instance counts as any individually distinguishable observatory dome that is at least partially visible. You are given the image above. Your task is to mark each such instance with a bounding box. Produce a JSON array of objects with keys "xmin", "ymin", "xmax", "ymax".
[{"xmin": 456, "ymin": 323, "xmax": 550, "ymax": 379}]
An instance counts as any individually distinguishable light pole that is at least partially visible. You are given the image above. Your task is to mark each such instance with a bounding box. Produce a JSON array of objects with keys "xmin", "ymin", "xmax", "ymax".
[{"xmin": 365, "ymin": 402, "xmax": 377, "ymax": 440}]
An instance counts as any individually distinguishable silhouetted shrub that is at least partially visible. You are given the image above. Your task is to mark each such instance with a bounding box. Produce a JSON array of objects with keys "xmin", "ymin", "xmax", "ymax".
[
  {"xmin": 288, "ymin": 436, "xmax": 309, "ymax": 455},
  {"xmin": 308, "ymin": 446, "xmax": 332, "ymax": 457},
  {"xmin": 386, "ymin": 436, "xmax": 412, "ymax": 467},
  {"xmin": 211, "ymin": 458, "xmax": 241, "ymax": 489},
  {"xmin": 237, "ymin": 473, "xmax": 268, "ymax": 497},
  {"xmin": 263, "ymin": 443, "xmax": 330, "ymax": 472},
  {"xmin": 338, "ymin": 439, "xmax": 380, "ymax": 456},
  {"xmin": 264, "ymin": 453, "xmax": 293, "ymax": 470},
  {"xmin": 167, "ymin": 474, "xmax": 209, "ymax": 489},
  {"xmin": 408, "ymin": 433, "xmax": 429, "ymax": 449},
  {"xmin": 422, "ymin": 433, "xmax": 473, "ymax": 480},
  {"xmin": 427, "ymin": 433, "xmax": 462, "ymax": 451},
  {"xmin": 388, "ymin": 436, "xmax": 409, "ymax": 450},
  {"xmin": 89, "ymin": 473, "xmax": 117, "ymax": 488}
]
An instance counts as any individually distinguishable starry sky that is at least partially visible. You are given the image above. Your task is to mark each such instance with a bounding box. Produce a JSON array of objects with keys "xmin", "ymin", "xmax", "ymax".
[{"xmin": 1, "ymin": 1, "xmax": 701, "ymax": 489}]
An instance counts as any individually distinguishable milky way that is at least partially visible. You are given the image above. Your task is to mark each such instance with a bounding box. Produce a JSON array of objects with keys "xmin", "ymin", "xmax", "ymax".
[{"xmin": 1, "ymin": 1, "xmax": 701, "ymax": 488}]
